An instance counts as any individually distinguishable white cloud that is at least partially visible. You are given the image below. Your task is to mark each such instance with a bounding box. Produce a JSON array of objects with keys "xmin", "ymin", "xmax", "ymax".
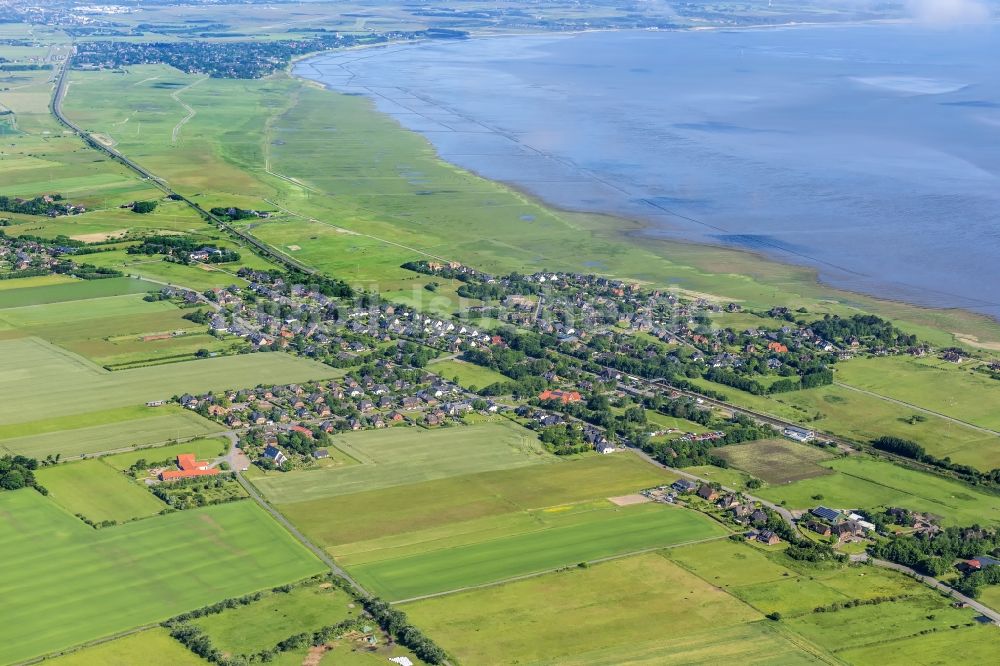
[{"xmin": 906, "ymin": 0, "xmax": 992, "ymax": 25}]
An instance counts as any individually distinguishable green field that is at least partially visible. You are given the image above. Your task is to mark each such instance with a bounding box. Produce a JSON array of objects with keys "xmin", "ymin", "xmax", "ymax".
[
  {"xmin": 837, "ymin": 355, "xmax": 1000, "ymax": 431},
  {"xmin": 0, "ymin": 336, "xmax": 338, "ymax": 423},
  {"xmin": 0, "ymin": 491, "xmax": 323, "ymax": 664},
  {"xmin": 193, "ymin": 582, "xmax": 355, "ymax": 655},
  {"xmin": 684, "ymin": 464, "xmax": 753, "ymax": 489},
  {"xmin": 44, "ymin": 628, "xmax": 209, "ymax": 666},
  {"xmin": 0, "ymin": 409, "xmax": 222, "ymax": 459},
  {"xmin": 756, "ymin": 456, "xmax": 1000, "ymax": 526},
  {"xmin": 689, "ymin": 377, "xmax": 1000, "ymax": 471},
  {"xmin": 103, "ymin": 437, "xmax": 229, "ymax": 471},
  {"xmin": 253, "ymin": 421, "xmax": 553, "ymax": 504},
  {"xmin": 280, "ymin": 453, "xmax": 675, "ymax": 550},
  {"xmin": 403, "ymin": 552, "xmax": 809, "ymax": 665},
  {"xmin": 427, "ymin": 358, "xmax": 508, "ymax": 390},
  {"xmin": 36, "ymin": 459, "xmax": 165, "ymax": 523},
  {"xmin": 835, "ymin": 625, "xmax": 1000, "ymax": 666},
  {"xmin": 0, "ymin": 277, "xmax": 157, "ymax": 309},
  {"xmin": 714, "ymin": 438, "xmax": 835, "ymax": 484},
  {"xmin": 348, "ymin": 503, "xmax": 727, "ymax": 600}
]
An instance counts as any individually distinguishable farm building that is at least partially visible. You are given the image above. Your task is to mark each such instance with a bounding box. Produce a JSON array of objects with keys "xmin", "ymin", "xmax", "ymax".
[
  {"xmin": 538, "ymin": 389, "xmax": 582, "ymax": 404},
  {"xmin": 811, "ymin": 506, "xmax": 841, "ymax": 522},
  {"xmin": 159, "ymin": 454, "xmax": 220, "ymax": 481},
  {"xmin": 783, "ymin": 426, "xmax": 815, "ymax": 442}
]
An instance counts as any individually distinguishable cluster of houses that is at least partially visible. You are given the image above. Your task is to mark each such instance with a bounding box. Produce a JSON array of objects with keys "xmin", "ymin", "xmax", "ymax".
[
  {"xmin": 0, "ymin": 235, "xmax": 66, "ymax": 272},
  {"xmin": 802, "ymin": 506, "xmax": 876, "ymax": 541}
]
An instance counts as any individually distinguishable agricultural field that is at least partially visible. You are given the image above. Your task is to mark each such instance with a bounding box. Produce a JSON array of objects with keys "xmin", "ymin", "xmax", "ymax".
[
  {"xmin": 0, "ymin": 405, "xmax": 221, "ymax": 459},
  {"xmin": 689, "ymin": 377, "xmax": 1000, "ymax": 471},
  {"xmin": 684, "ymin": 464, "xmax": 753, "ymax": 489},
  {"xmin": 0, "ymin": 291, "xmax": 234, "ymax": 366},
  {"xmin": 0, "ymin": 336, "xmax": 338, "ymax": 423},
  {"xmin": 714, "ymin": 438, "xmax": 836, "ymax": 485},
  {"xmin": 0, "ymin": 491, "xmax": 323, "ymax": 664},
  {"xmin": 347, "ymin": 502, "xmax": 726, "ymax": 600},
  {"xmin": 35, "ymin": 459, "xmax": 165, "ymax": 523},
  {"xmin": 403, "ymin": 552, "xmax": 807, "ymax": 665},
  {"xmin": 757, "ymin": 456, "xmax": 1000, "ymax": 526},
  {"xmin": 427, "ymin": 358, "xmax": 508, "ymax": 390},
  {"xmin": 0, "ymin": 277, "xmax": 156, "ymax": 309},
  {"xmin": 836, "ymin": 354, "xmax": 1000, "ymax": 431},
  {"xmin": 835, "ymin": 625, "xmax": 1000, "ymax": 666},
  {"xmin": 43, "ymin": 628, "xmax": 209, "ymax": 666},
  {"xmin": 252, "ymin": 420, "xmax": 554, "ymax": 504},
  {"xmin": 280, "ymin": 453, "xmax": 676, "ymax": 549},
  {"xmin": 193, "ymin": 581, "xmax": 356, "ymax": 656}
]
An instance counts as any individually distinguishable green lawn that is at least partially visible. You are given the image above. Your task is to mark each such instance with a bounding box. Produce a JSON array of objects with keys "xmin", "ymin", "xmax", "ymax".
[
  {"xmin": 0, "ymin": 491, "xmax": 323, "ymax": 665},
  {"xmin": 194, "ymin": 582, "xmax": 355, "ymax": 655},
  {"xmin": 0, "ymin": 336, "xmax": 338, "ymax": 423},
  {"xmin": 43, "ymin": 628, "xmax": 209, "ymax": 666},
  {"xmin": 35, "ymin": 459, "xmax": 165, "ymax": 523},
  {"xmin": 253, "ymin": 421, "xmax": 553, "ymax": 504},
  {"xmin": 427, "ymin": 358, "xmax": 508, "ymax": 390},
  {"xmin": 757, "ymin": 456, "xmax": 1000, "ymax": 526},
  {"xmin": 348, "ymin": 502, "xmax": 727, "ymax": 600},
  {"xmin": 403, "ymin": 552, "xmax": 811, "ymax": 665}
]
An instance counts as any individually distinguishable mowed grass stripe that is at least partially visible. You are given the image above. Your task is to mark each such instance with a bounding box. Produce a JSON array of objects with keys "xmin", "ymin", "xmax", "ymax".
[
  {"xmin": 349, "ymin": 503, "xmax": 726, "ymax": 601},
  {"xmin": 0, "ymin": 492, "xmax": 323, "ymax": 665}
]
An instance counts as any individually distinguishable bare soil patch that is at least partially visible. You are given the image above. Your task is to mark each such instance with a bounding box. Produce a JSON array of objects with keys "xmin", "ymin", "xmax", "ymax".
[
  {"xmin": 608, "ymin": 493, "xmax": 651, "ymax": 506},
  {"xmin": 71, "ymin": 229, "xmax": 128, "ymax": 243}
]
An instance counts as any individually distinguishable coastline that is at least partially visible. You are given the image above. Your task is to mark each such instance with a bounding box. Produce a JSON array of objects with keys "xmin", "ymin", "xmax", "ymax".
[{"xmin": 287, "ymin": 33, "xmax": 1000, "ymax": 350}]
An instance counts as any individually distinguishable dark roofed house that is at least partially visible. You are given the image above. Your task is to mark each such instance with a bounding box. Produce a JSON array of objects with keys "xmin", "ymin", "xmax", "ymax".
[
  {"xmin": 263, "ymin": 445, "xmax": 287, "ymax": 466},
  {"xmin": 671, "ymin": 479, "xmax": 698, "ymax": 494},
  {"xmin": 312, "ymin": 448, "xmax": 329, "ymax": 459},
  {"xmin": 811, "ymin": 506, "xmax": 841, "ymax": 522},
  {"xmin": 757, "ymin": 530, "xmax": 781, "ymax": 546},
  {"xmin": 697, "ymin": 484, "xmax": 719, "ymax": 501}
]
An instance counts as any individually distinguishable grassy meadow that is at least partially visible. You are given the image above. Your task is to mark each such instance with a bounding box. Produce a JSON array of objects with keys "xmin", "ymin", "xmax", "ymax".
[
  {"xmin": 193, "ymin": 582, "xmax": 355, "ymax": 655},
  {"xmin": 427, "ymin": 358, "xmax": 508, "ymax": 390},
  {"xmin": 690, "ymin": 377, "xmax": 1000, "ymax": 471},
  {"xmin": 403, "ymin": 552, "xmax": 805, "ymax": 665},
  {"xmin": 756, "ymin": 456, "xmax": 1000, "ymax": 526},
  {"xmin": 35, "ymin": 459, "xmax": 165, "ymax": 523},
  {"xmin": 0, "ymin": 491, "xmax": 323, "ymax": 664},
  {"xmin": 103, "ymin": 437, "xmax": 229, "ymax": 471},
  {"xmin": 714, "ymin": 438, "xmax": 835, "ymax": 485},
  {"xmin": 43, "ymin": 628, "xmax": 209, "ymax": 666}
]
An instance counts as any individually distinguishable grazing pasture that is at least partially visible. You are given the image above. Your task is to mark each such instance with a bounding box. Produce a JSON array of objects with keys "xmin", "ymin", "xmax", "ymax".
[
  {"xmin": 35, "ymin": 459, "xmax": 165, "ymax": 523},
  {"xmin": 0, "ymin": 336, "xmax": 338, "ymax": 422},
  {"xmin": 403, "ymin": 553, "xmax": 804, "ymax": 665},
  {"xmin": 348, "ymin": 503, "xmax": 726, "ymax": 600},
  {"xmin": 714, "ymin": 438, "xmax": 834, "ymax": 484},
  {"xmin": 252, "ymin": 421, "xmax": 553, "ymax": 504},
  {"xmin": 757, "ymin": 456, "xmax": 1000, "ymax": 526},
  {"xmin": 43, "ymin": 628, "xmax": 209, "ymax": 666},
  {"xmin": 0, "ymin": 491, "xmax": 323, "ymax": 665}
]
